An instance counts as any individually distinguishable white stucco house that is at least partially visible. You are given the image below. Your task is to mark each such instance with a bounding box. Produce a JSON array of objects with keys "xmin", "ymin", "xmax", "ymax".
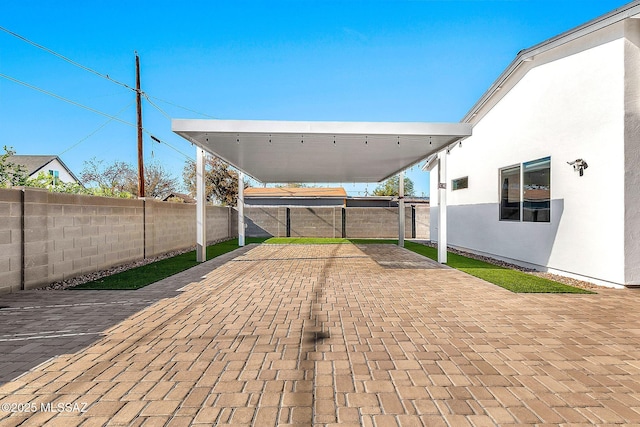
[
  {"xmin": 8, "ymin": 155, "xmax": 80, "ymax": 185},
  {"xmin": 427, "ymin": 1, "xmax": 640, "ymax": 288}
]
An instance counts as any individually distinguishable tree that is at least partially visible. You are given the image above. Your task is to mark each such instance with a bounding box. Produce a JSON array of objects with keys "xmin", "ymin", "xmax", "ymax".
[
  {"xmin": 373, "ymin": 175, "xmax": 415, "ymax": 197},
  {"xmin": 275, "ymin": 183, "xmax": 309, "ymax": 188},
  {"xmin": 0, "ymin": 146, "xmax": 29, "ymax": 187},
  {"xmin": 26, "ymin": 171, "xmax": 86, "ymax": 194},
  {"xmin": 183, "ymin": 156, "xmax": 243, "ymax": 206},
  {"xmin": 81, "ymin": 158, "xmax": 177, "ymax": 198},
  {"xmin": 141, "ymin": 163, "xmax": 179, "ymax": 198},
  {"xmin": 81, "ymin": 158, "xmax": 133, "ymax": 195}
]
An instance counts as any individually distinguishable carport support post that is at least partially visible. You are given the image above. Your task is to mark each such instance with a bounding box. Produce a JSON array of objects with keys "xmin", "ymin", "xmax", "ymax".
[
  {"xmin": 196, "ymin": 148, "xmax": 207, "ymax": 262},
  {"xmin": 398, "ymin": 171, "xmax": 405, "ymax": 248},
  {"xmin": 438, "ymin": 150, "xmax": 447, "ymax": 264},
  {"xmin": 238, "ymin": 172, "xmax": 245, "ymax": 247}
]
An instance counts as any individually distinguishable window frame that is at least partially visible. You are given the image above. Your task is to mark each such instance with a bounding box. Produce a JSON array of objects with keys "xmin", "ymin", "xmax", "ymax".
[
  {"xmin": 522, "ymin": 156, "xmax": 551, "ymax": 223},
  {"xmin": 498, "ymin": 156, "xmax": 551, "ymax": 223},
  {"xmin": 451, "ymin": 176, "xmax": 468, "ymax": 191},
  {"xmin": 499, "ymin": 163, "xmax": 522, "ymax": 222}
]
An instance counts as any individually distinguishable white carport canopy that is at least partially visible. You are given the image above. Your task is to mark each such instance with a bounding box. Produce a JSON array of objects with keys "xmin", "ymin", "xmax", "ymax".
[
  {"xmin": 173, "ymin": 120, "xmax": 471, "ymax": 182},
  {"xmin": 171, "ymin": 119, "xmax": 471, "ymax": 261}
]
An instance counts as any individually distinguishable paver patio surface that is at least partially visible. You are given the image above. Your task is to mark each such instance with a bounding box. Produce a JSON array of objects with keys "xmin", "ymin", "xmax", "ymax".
[{"xmin": 1, "ymin": 243, "xmax": 640, "ymax": 426}]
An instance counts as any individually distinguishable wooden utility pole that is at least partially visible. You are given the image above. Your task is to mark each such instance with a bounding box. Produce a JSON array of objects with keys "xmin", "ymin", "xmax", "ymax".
[{"xmin": 136, "ymin": 52, "xmax": 145, "ymax": 198}]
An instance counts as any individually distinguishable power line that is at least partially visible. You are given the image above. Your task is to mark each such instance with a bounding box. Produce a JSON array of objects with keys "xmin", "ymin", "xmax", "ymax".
[
  {"xmin": 0, "ymin": 25, "xmax": 137, "ymax": 93},
  {"xmin": 0, "ymin": 25, "xmax": 218, "ymax": 121},
  {"xmin": 1, "ymin": 72, "xmax": 193, "ymax": 161},
  {"xmin": 0, "ymin": 72, "xmax": 137, "ymax": 128},
  {"xmin": 58, "ymin": 101, "xmax": 135, "ymax": 156},
  {"xmin": 0, "ymin": 27, "xmax": 205, "ymax": 162},
  {"xmin": 143, "ymin": 94, "xmax": 172, "ymax": 120},
  {"xmin": 146, "ymin": 132, "xmax": 192, "ymax": 160},
  {"xmin": 147, "ymin": 95, "xmax": 219, "ymax": 119}
]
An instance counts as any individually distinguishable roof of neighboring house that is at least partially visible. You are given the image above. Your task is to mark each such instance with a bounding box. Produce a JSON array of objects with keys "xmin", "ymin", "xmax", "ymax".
[
  {"xmin": 244, "ymin": 187, "xmax": 347, "ymax": 198},
  {"xmin": 162, "ymin": 192, "xmax": 197, "ymax": 203},
  {"xmin": 8, "ymin": 155, "xmax": 80, "ymax": 183}
]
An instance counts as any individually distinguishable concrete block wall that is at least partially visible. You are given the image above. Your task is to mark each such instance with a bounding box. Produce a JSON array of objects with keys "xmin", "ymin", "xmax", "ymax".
[
  {"xmin": 208, "ymin": 205, "xmax": 234, "ymax": 243},
  {"xmin": 145, "ymin": 200, "xmax": 194, "ymax": 258},
  {"xmin": 243, "ymin": 206, "xmax": 429, "ymax": 239},
  {"xmin": 414, "ymin": 205, "xmax": 430, "ymax": 239},
  {"xmin": 23, "ymin": 189, "xmax": 145, "ymax": 290},
  {"xmin": 290, "ymin": 207, "xmax": 342, "ymax": 238},
  {"xmin": 0, "ymin": 189, "xmax": 23, "ymax": 293},
  {"xmin": 229, "ymin": 207, "xmax": 239, "ymax": 238},
  {"xmin": 244, "ymin": 206, "xmax": 287, "ymax": 237},
  {"xmin": 0, "ymin": 188, "xmax": 235, "ymax": 294},
  {"xmin": 146, "ymin": 201, "xmax": 233, "ymax": 257},
  {"xmin": 345, "ymin": 207, "xmax": 412, "ymax": 238}
]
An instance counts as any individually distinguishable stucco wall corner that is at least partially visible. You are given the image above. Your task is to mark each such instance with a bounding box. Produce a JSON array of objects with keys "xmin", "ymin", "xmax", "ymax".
[{"xmin": 624, "ymin": 20, "xmax": 640, "ymax": 285}]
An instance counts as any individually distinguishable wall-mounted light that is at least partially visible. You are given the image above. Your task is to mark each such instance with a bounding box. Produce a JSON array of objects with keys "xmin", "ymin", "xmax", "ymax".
[{"xmin": 567, "ymin": 159, "xmax": 588, "ymax": 176}]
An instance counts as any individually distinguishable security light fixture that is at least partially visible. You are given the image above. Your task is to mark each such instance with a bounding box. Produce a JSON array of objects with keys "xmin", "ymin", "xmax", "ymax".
[{"xmin": 567, "ymin": 159, "xmax": 588, "ymax": 176}]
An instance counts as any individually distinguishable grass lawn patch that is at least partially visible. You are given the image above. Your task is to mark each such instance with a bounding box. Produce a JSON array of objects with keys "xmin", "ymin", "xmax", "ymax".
[
  {"xmin": 345, "ymin": 238, "xmax": 592, "ymax": 294},
  {"xmin": 265, "ymin": 237, "xmax": 351, "ymax": 244},
  {"xmin": 73, "ymin": 237, "xmax": 267, "ymax": 290},
  {"xmin": 347, "ymin": 238, "xmax": 398, "ymax": 245},
  {"xmin": 402, "ymin": 241, "xmax": 594, "ymax": 294}
]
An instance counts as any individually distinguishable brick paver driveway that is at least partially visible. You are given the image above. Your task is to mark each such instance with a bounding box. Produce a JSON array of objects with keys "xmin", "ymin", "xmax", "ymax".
[{"xmin": 1, "ymin": 243, "xmax": 640, "ymax": 426}]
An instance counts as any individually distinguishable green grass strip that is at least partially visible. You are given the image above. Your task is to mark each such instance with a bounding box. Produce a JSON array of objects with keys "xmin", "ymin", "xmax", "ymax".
[
  {"xmin": 401, "ymin": 241, "xmax": 593, "ymax": 294},
  {"xmin": 347, "ymin": 238, "xmax": 398, "ymax": 245},
  {"xmin": 345, "ymin": 238, "xmax": 592, "ymax": 294},
  {"xmin": 265, "ymin": 237, "xmax": 351, "ymax": 244},
  {"xmin": 73, "ymin": 237, "xmax": 267, "ymax": 290}
]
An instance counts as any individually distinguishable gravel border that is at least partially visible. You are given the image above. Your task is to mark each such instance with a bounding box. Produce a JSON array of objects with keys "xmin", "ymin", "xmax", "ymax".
[
  {"xmin": 415, "ymin": 241, "xmax": 602, "ymax": 291},
  {"xmin": 36, "ymin": 239, "xmax": 230, "ymax": 291}
]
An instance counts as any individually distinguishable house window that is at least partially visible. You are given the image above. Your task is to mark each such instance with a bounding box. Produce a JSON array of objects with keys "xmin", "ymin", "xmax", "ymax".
[
  {"xmin": 523, "ymin": 157, "xmax": 551, "ymax": 222},
  {"xmin": 500, "ymin": 165, "xmax": 521, "ymax": 221},
  {"xmin": 452, "ymin": 176, "xmax": 468, "ymax": 191},
  {"xmin": 499, "ymin": 156, "xmax": 551, "ymax": 222},
  {"xmin": 48, "ymin": 170, "xmax": 59, "ymax": 185}
]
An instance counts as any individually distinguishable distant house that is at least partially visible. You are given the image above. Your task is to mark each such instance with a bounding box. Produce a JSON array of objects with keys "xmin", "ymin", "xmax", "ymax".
[
  {"xmin": 8, "ymin": 155, "xmax": 80, "ymax": 184},
  {"xmin": 244, "ymin": 187, "xmax": 347, "ymax": 207},
  {"xmin": 162, "ymin": 192, "xmax": 196, "ymax": 204},
  {"xmin": 346, "ymin": 196, "xmax": 430, "ymax": 208},
  {"xmin": 244, "ymin": 187, "xmax": 430, "ymax": 208}
]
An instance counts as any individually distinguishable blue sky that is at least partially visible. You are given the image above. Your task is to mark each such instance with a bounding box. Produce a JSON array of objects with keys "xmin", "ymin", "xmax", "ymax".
[{"xmin": 0, "ymin": 0, "xmax": 631, "ymax": 197}]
